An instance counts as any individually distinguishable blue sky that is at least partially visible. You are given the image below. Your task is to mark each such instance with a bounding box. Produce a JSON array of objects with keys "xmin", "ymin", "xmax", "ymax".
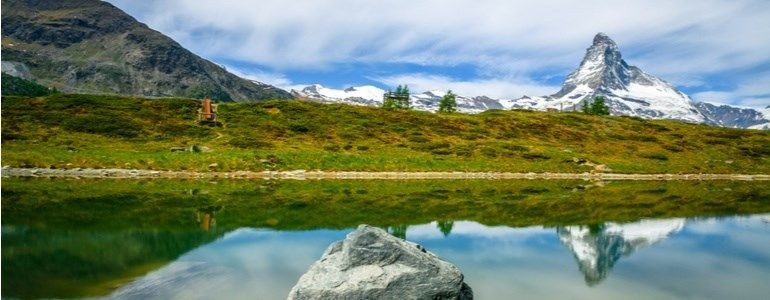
[{"xmin": 107, "ymin": 0, "xmax": 770, "ymax": 108}]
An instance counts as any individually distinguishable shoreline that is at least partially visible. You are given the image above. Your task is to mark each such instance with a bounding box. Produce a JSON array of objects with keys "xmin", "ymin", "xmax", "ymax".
[{"xmin": 2, "ymin": 167, "xmax": 769, "ymax": 181}]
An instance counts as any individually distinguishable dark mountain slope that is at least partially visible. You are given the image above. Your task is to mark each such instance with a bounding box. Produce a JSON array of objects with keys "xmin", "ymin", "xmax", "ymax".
[{"xmin": 1, "ymin": 0, "xmax": 291, "ymax": 101}]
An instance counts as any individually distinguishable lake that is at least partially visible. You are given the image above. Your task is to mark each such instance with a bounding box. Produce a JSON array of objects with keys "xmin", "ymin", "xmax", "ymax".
[{"xmin": 2, "ymin": 178, "xmax": 769, "ymax": 299}]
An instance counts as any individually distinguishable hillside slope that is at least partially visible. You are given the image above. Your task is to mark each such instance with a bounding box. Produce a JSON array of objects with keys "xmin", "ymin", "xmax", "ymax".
[
  {"xmin": 0, "ymin": 0, "xmax": 291, "ymax": 101},
  {"xmin": 2, "ymin": 94, "xmax": 769, "ymax": 173}
]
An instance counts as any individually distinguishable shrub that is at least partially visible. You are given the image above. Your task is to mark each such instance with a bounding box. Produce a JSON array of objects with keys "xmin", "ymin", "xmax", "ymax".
[
  {"xmin": 323, "ymin": 144, "xmax": 341, "ymax": 152},
  {"xmin": 738, "ymin": 145, "xmax": 770, "ymax": 158},
  {"xmin": 480, "ymin": 147, "xmax": 498, "ymax": 158},
  {"xmin": 407, "ymin": 135, "xmax": 430, "ymax": 143},
  {"xmin": 356, "ymin": 145, "xmax": 370, "ymax": 151},
  {"xmin": 1, "ymin": 73, "xmax": 57, "ymax": 97},
  {"xmin": 431, "ymin": 148, "xmax": 453, "ymax": 155},
  {"xmin": 288, "ymin": 123, "xmax": 311, "ymax": 133},
  {"xmin": 522, "ymin": 153, "xmax": 551, "ymax": 160},
  {"xmin": 61, "ymin": 115, "xmax": 141, "ymax": 138},
  {"xmin": 421, "ymin": 141, "xmax": 451, "ymax": 151},
  {"xmin": 640, "ymin": 153, "xmax": 669, "ymax": 161},
  {"xmin": 662, "ymin": 144, "xmax": 684, "ymax": 152},
  {"xmin": 502, "ymin": 144, "xmax": 528, "ymax": 152},
  {"xmin": 705, "ymin": 130, "xmax": 749, "ymax": 139}
]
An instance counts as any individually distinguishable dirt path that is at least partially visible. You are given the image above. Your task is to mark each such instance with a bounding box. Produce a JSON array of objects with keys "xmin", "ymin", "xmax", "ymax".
[{"xmin": 2, "ymin": 167, "xmax": 769, "ymax": 181}]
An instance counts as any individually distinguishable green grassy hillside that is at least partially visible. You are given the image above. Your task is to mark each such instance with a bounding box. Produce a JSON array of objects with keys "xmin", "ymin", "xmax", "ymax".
[{"xmin": 2, "ymin": 94, "xmax": 769, "ymax": 173}]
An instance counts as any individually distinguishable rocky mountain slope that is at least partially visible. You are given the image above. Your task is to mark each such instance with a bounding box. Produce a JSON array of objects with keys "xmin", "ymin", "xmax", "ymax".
[
  {"xmin": 1, "ymin": 0, "xmax": 291, "ymax": 101},
  {"xmin": 695, "ymin": 102, "xmax": 770, "ymax": 129}
]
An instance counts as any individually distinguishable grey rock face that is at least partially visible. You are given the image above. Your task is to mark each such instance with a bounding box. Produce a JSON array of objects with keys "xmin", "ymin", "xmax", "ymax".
[
  {"xmin": 288, "ymin": 225, "xmax": 473, "ymax": 300},
  {"xmin": 1, "ymin": 0, "xmax": 292, "ymax": 101},
  {"xmin": 695, "ymin": 102, "xmax": 770, "ymax": 128}
]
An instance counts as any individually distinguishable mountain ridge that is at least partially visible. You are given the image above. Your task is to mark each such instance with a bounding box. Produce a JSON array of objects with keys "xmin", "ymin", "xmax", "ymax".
[
  {"xmin": 0, "ymin": 0, "xmax": 292, "ymax": 101},
  {"xmin": 292, "ymin": 33, "xmax": 768, "ymax": 129}
]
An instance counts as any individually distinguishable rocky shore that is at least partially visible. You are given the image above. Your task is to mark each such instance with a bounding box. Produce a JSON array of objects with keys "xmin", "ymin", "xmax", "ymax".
[{"xmin": 2, "ymin": 167, "xmax": 769, "ymax": 181}]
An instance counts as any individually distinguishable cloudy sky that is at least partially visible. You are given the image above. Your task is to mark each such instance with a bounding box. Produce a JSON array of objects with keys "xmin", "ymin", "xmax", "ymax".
[{"xmin": 107, "ymin": 0, "xmax": 770, "ymax": 108}]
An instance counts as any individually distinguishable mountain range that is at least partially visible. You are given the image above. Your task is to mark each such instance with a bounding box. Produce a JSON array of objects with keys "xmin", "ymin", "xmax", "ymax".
[
  {"xmin": 293, "ymin": 34, "xmax": 770, "ymax": 129},
  {"xmin": 0, "ymin": 0, "xmax": 291, "ymax": 101},
  {"xmin": 1, "ymin": 0, "xmax": 766, "ymax": 129}
]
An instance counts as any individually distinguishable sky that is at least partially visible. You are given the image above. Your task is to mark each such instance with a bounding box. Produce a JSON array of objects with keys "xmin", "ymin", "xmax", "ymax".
[{"xmin": 106, "ymin": 0, "xmax": 770, "ymax": 108}]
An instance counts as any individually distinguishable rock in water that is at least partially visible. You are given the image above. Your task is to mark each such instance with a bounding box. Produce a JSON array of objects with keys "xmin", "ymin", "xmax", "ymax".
[{"xmin": 288, "ymin": 225, "xmax": 473, "ymax": 300}]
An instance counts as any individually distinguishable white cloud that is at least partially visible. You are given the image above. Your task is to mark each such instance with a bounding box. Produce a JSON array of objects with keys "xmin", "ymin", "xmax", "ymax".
[
  {"xmin": 372, "ymin": 73, "xmax": 558, "ymax": 99},
  {"xmin": 224, "ymin": 66, "xmax": 307, "ymax": 91},
  {"xmin": 106, "ymin": 0, "xmax": 770, "ymax": 107},
  {"xmin": 107, "ymin": 0, "xmax": 770, "ymax": 76},
  {"xmin": 691, "ymin": 71, "xmax": 770, "ymax": 108}
]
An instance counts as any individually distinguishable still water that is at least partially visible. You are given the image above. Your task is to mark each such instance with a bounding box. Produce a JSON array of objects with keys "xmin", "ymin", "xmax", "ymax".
[{"xmin": 2, "ymin": 179, "xmax": 770, "ymax": 299}]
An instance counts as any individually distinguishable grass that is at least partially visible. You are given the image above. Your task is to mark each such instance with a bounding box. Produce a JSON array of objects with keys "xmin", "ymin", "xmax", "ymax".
[{"xmin": 2, "ymin": 93, "xmax": 770, "ymax": 173}]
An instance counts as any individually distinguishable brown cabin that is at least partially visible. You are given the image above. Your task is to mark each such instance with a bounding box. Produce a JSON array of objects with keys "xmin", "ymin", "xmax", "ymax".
[{"xmin": 198, "ymin": 98, "xmax": 217, "ymax": 122}]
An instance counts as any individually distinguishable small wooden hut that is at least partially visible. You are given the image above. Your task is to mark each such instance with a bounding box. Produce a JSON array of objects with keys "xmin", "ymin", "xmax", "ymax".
[{"xmin": 198, "ymin": 98, "xmax": 218, "ymax": 122}]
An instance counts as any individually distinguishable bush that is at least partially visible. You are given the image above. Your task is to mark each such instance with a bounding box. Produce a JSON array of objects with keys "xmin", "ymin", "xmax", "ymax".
[
  {"xmin": 738, "ymin": 145, "xmax": 770, "ymax": 158},
  {"xmin": 480, "ymin": 147, "xmax": 498, "ymax": 158},
  {"xmin": 522, "ymin": 153, "xmax": 551, "ymax": 160},
  {"xmin": 431, "ymin": 148, "xmax": 453, "ymax": 155},
  {"xmin": 662, "ymin": 144, "xmax": 684, "ymax": 152},
  {"xmin": 640, "ymin": 153, "xmax": 669, "ymax": 161},
  {"xmin": 420, "ymin": 141, "xmax": 451, "ymax": 151},
  {"xmin": 408, "ymin": 136, "xmax": 430, "ymax": 143},
  {"xmin": 1, "ymin": 73, "xmax": 57, "ymax": 97},
  {"xmin": 61, "ymin": 115, "xmax": 141, "ymax": 138},
  {"xmin": 356, "ymin": 145, "xmax": 370, "ymax": 151},
  {"xmin": 288, "ymin": 123, "xmax": 311, "ymax": 133},
  {"xmin": 502, "ymin": 144, "xmax": 528, "ymax": 152},
  {"xmin": 323, "ymin": 144, "xmax": 341, "ymax": 152}
]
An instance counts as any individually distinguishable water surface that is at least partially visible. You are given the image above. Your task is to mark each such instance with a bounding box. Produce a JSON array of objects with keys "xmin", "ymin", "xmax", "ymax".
[{"xmin": 2, "ymin": 179, "xmax": 769, "ymax": 299}]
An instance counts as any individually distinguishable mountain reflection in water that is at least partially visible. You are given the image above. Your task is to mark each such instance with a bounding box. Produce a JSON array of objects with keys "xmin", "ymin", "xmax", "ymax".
[
  {"xmin": 556, "ymin": 219, "xmax": 685, "ymax": 285},
  {"xmin": 3, "ymin": 179, "xmax": 770, "ymax": 299},
  {"xmin": 101, "ymin": 216, "xmax": 769, "ymax": 300}
]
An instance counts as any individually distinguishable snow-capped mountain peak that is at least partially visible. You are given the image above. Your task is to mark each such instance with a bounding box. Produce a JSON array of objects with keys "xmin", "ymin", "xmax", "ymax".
[
  {"xmin": 512, "ymin": 33, "xmax": 707, "ymax": 123},
  {"xmin": 289, "ymin": 33, "xmax": 767, "ymax": 129}
]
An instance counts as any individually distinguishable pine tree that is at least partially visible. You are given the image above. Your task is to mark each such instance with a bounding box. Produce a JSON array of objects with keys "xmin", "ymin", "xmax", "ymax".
[
  {"xmin": 382, "ymin": 91, "xmax": 397, "ymax": 109},
  {"xmin": 591, "ymin": 96, "xmax": 610, "ymax": 115},
  {"xmin": 397, "ymin": 84, "xmax": 410, "ymax": 108},
  {"xmin": 581, "ymin": 99, "xmax": 590, "ymax": 114},
  {"xmin": 438, "ymin": 90, "xmax": 457, "ymax": 113}
]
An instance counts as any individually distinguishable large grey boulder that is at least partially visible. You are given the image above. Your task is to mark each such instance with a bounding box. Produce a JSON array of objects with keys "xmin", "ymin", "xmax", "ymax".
[{"xmin": 288, "ymin": 225, "xmax": 473, "ymax": 300}]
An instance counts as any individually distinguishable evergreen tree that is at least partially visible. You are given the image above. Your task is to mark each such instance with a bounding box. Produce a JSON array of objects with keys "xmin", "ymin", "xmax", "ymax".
[
  {"xmin": 382, "ymin": 94, "xmax": 397, "ymax": 109},
  {"xmin": 438, "ymin": 90, "xmax": 457, "ymax": 113},
  {"xmin": 382, "ymin": 84, "xmax": 411, "ymax": 109},
  {"xmin": 437, "ymin": 220, "xmax": 454, "ymax": 237},
  {"xmin": 590, "ymin": 96, "xmax": 610, "ymax": 115},
  {"xmin": 581, "ymin": 99, "xmax": 590, "ymax": 114}
]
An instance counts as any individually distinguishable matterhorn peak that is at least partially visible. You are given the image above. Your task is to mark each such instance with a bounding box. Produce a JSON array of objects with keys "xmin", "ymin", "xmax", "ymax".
[
  {"xmin": 592, "ymin": 32, "xmax": 616, "ymax": 46},
  {"xmin": 509, "ymin": 32, "xmax": 707, "ymax": 123}
]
